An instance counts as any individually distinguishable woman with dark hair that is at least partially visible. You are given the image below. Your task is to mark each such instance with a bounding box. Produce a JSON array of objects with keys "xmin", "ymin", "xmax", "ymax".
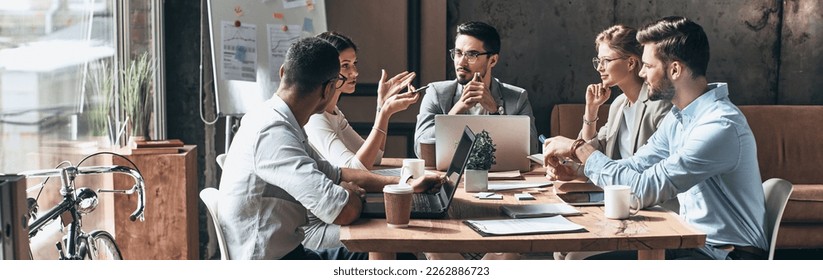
[
  {"xmin": 303, "ymin": 31, "xmax": 420, "ymax": 249},
  {"xmin": 305, "ymin": 31, "xmax": 419, "ymax": 172}
]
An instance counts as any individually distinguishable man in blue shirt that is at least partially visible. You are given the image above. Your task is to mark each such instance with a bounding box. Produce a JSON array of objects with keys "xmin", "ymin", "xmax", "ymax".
[{"xmin": 543, "ymin": 16, "xmax": 767, "ymax": 260}]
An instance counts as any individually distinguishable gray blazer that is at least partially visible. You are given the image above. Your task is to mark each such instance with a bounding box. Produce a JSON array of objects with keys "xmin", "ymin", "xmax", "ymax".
[
  {"xmin": 414, "ymin": 78, "xmax": 538, "ymax": 157},
  {"xmin": 587, "ymin": 84, "xmax": 672, "ymax": 159}
]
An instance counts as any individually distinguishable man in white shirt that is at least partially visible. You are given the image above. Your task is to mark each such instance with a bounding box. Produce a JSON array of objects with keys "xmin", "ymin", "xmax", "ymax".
[{"xmin": 218, "ymin": 37, "xmax": 444, "ymax": 260}]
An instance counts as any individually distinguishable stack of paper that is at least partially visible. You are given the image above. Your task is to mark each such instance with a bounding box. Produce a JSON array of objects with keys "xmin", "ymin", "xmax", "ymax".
[{"xmin": 464, "ymin": 216, "xmax": 586, "ymax": 236}]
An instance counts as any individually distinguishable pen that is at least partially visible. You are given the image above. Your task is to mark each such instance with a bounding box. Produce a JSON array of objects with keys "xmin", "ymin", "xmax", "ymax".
[{"xmin": 412, "ymin": 85, "xmax": 430, "ymax": 94}]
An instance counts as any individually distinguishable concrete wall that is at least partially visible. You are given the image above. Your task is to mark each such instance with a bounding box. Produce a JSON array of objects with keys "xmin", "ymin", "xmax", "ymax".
[
  {"xmin": 779, "ymin": 0, "xmax": 823, "ymax": 104},
  {"xmin": 164, "ymin": 0, "xmax": 210, "ymax": 259},
  {"xmin": 449, "ymin": 0, "xmax": 822, "ymax": 137}
]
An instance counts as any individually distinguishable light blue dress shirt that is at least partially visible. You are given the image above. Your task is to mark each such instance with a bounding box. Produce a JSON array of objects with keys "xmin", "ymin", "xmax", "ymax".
[{"xmin": 584, "ymin": 83, "xmax": 768, "ymax": 257}]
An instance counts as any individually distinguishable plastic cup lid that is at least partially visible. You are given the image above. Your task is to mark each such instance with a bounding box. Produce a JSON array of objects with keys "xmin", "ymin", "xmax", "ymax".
[
  {"xmin": 383, "ymin": 184, "xmax": 413, "ymax": 194},
  {"xmin": 419, "ymin": 138, "xmax": 436, "ymax": 144}
]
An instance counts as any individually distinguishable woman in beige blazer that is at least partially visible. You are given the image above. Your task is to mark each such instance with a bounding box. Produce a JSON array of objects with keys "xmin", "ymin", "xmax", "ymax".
[{"xmin": 581, "ymin": 25, "xmax": 672, "ymax": 159}]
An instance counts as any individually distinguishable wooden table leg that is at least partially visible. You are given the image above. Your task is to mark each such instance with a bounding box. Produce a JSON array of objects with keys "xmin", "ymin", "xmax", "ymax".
[
  {"xmin": 637, "ymin": 249, "xmax": 665, "ymax": 260},
  {"xmin": 369, "ymin": 252, "xmax": 396, "ymax": 260}
]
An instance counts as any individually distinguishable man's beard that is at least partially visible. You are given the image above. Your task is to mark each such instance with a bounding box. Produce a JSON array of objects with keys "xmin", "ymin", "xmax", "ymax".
[
  {"xmin": 648, "ymin": 75, "xmax": 676, "ymax": 101},
  {"xmin": 455, "ymin": 66, "xmax": 474, "ymax": 85}
]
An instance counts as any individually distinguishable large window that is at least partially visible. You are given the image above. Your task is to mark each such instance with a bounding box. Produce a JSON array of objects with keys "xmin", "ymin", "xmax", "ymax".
[
  {"xmin": 0, "ymin": 0, "xmax": 159, "ymax": 259},
  {"xmin": 0, "ymin": 0, "xmax": 158, "ymax": 174}
]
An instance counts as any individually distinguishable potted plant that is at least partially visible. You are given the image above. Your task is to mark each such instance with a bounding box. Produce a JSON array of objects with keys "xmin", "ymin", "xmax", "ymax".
[
  {"xmin": 86, "ymin": 59, "xmax": 115, "ymax": 147},
  {"xmin": 465, "ymin": 130, "xmax": 496, "ymax": 192},
  {"xmin": 120, "ymin": 52, "xmax": 154, "ymax": 144}
]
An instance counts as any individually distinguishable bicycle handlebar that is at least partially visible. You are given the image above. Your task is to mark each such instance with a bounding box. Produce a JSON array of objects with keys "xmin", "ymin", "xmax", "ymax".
[{"xmin": 21, "ymin": 165, "xmax": 146, "ymax": 222}]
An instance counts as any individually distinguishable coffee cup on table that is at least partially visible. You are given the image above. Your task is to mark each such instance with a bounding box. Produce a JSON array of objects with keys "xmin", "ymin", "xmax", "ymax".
[
  {"xmin": 383, "ymin": 184, "xmax": 413, "ymax": 228},
  {"xmin": 418, "ymin": 138, "xmax": 436, "ymax": 168},
  {"xmin": 603, "ymin": 185, "xmax": 641, "ymax": 220},
  {"xmin": 401, "ymin": 158, "xmax": 425, "ymax": 179}
]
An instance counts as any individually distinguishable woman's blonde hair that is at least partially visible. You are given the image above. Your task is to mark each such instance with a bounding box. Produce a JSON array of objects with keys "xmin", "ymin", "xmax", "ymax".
[{"xmin": 595, "ymin": 25, "xmax": 642, "ymax": 58}]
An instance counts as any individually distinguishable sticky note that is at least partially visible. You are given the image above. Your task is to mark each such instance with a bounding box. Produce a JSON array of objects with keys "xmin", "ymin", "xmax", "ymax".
[{"xmin": 303, "ymin": 18, "xmax": 314, "ymax": 33}]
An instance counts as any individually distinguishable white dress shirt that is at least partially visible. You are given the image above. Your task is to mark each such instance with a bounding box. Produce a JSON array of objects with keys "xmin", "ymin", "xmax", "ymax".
[{"xmin": 217, "ymin": 96, "xmax": 350, "ymax": 259}]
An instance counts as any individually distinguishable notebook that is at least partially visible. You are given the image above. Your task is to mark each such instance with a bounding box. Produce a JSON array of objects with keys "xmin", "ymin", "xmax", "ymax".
[
  {"xmin": 500, "ymin": 203, "xmax": 582, "ymax": 218},
  {"xmin": 361, "ymin": 125, "xmax": 476, "ymax": 219},
  {"xmin": 434, "ymin": 115, "xmax": 531, "ymax": 172},
  {"xmin": 554, "ymin": 182, "xmax": 604, "ymax": 206}
]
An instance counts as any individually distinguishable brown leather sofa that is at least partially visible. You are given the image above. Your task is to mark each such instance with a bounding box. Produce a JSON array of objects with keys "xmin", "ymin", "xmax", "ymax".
[{"xmin": 550, "ymin": 104, "xmax": 823, "ymax": 250}]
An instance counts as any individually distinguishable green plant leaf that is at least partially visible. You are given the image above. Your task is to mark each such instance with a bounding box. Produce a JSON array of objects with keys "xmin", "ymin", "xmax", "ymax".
[{"xmin": 466, "ymin": 130, "xmax": 496, "ymax": 170}]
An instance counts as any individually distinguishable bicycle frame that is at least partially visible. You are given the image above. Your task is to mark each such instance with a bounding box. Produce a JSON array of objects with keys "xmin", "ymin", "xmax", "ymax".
[{"xmin": 22, "ymin": 165, "xmax": 146, "ymax": 259}]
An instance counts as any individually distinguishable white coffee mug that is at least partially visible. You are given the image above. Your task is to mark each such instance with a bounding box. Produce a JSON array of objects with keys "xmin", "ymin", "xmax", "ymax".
[
  {"xmin": 603, "ymin": 185, "xmax": 641, "ymax": 220},
  {"xmin": 401, "ymin": 159, "xmax": 425, "ymax": 179}
]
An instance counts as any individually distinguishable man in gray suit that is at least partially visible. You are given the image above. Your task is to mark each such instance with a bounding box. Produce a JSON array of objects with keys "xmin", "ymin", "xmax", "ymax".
[{"xmin": 414, "ymin": 21, "xmax": 538, "ymax": 157}]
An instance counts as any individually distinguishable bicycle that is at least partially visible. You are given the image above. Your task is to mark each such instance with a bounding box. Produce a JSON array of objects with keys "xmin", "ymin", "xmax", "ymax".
[{"xmin": 20, "ymin": 153, "xmax": 146, "ymax": 260}]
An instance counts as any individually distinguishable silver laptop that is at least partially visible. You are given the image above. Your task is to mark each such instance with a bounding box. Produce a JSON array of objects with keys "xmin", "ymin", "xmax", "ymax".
[
  {"xmin": 361, "ymin": 126, "xmax": 476, "ymax": 219},
  {"xmin": 435, "ymin": 115, "xmax": 530, "ymax": 172}
]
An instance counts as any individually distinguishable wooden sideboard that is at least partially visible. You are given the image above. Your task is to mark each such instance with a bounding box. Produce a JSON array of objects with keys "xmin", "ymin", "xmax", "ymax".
[{"xmin": 112, "ymin": 145, "xmax": 199, "ymax": 260}]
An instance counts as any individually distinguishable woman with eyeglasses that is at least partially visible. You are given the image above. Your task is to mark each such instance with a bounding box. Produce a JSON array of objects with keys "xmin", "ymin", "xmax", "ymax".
[
  {"xmin": 579, "ymin": 25, "xmax": 672, "ymax": 158},
  {"xmin": 552, "ymin": 25, "xmax": 673, "ymax": 260},
  {"xmin": 550, "ymin": 25, "xmax": 672, "ymax": 182},
  {"xmin": 302, "ymin": 31, "xmax": 421, "ymax": 250}
]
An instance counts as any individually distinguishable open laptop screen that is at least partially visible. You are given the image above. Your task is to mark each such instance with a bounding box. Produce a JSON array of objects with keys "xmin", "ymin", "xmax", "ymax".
[{"xmin": 438, "ymin": 125, "xmax": 476, "ymax": 208}]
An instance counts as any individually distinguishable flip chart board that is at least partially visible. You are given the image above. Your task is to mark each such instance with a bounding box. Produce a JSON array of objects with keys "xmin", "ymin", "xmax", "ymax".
[{"xmin": 208, "ymin": 0, "xmax": 327, "ymax": 116}]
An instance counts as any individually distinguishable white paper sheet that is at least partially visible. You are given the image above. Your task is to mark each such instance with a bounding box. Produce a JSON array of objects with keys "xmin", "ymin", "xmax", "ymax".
[
  {"xmin": 221, "ymin": 21, "xmax": 258, "ymax": 82},
  {"xmin": 267, "ymin": 24, "xmax": 302, "ymax": 82},
  {"xmin": 465, "ymin": 216, "xmax": 585, "ymax": 236}
]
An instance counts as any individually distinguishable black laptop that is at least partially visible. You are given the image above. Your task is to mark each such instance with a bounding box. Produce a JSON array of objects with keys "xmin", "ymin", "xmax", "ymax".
[{"xmin": 361, "ymin": 125, "xmax": 476, "ymax": 219}]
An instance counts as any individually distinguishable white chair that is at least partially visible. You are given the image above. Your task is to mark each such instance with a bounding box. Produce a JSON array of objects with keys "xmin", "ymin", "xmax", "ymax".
[
  {"xmin": 200, "ymin": 188, "xmax": 230, "ymax": 260},
  {"xmin": 762, "ymin": 178, "xmax": 793, "ymax": 260},
  {"xmin": 216, "ymin": 153, "xmax": 227, "ymax": 169}
]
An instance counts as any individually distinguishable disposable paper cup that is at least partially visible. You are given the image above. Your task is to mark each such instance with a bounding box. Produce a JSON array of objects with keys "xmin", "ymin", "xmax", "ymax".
[
  {"xmin": 419, "ymin": 138, "xmax": 436, "ymax": 168},
  {"xmin": 383, "ymin": 184, "xmax": 413, "ymax": 228}
]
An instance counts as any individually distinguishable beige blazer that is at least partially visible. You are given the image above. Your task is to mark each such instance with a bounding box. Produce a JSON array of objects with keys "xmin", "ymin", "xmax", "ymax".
[{"xmin": 586, "ymin": 84, "xmax": 672, "ymax": 159}]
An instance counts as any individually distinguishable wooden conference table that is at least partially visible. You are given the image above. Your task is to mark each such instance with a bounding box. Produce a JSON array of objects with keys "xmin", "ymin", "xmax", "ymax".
[{"xmin": 339, "ymin": 159, "xmax": 706, "ymax": 260}]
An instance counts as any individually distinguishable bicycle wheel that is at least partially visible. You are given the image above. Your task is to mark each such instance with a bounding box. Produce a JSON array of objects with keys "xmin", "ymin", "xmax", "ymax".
[{"xmin": 79, "ymin": 230, "xmax": 123, "ymax": 260}]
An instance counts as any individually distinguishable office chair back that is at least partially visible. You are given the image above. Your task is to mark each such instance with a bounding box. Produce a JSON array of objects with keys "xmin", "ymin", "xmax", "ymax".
[
  {"xmin": 216, "ymin": 154, "xmax": 227, "ymax": 169},
  {"xmin": 763, "ymin": 178, "xmax": 793, "ymax": 260},
  {"xmin": 200, "ymin": 188, "xmax": 230, "ymax": 260}
]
